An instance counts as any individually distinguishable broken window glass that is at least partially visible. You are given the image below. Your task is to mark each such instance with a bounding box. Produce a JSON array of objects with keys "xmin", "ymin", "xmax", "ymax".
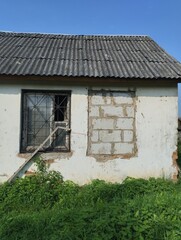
[{"xmin": 21, "ymin": 91, "xmax": 70, "ymax": 152}]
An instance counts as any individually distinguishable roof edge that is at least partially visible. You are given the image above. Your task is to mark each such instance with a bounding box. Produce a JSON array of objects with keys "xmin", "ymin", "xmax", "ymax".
[{"xmin": 0, "ymin": 31, "xmax": 150, "ymax": 38}]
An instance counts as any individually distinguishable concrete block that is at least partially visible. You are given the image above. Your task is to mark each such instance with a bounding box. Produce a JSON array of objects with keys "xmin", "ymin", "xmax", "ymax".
[
  {"xmin": 114, "ymin": 142, "xmax": 134, "ymax": 154},
  {"xmin": 116, "ymin": 118, "xmax": 134, "ymax": 129},
  {"xmin": 124, "ymin": 106, "xmax": 134, "ymax": 117},
  {"xmin": 101, "ymin": 106, "xmax": 124, "ymax": 117},
  {"xmin": 91, "ymin": 93, "xmax": 111, "ymax": 105},
  {"xmin": 89, "ymin": 106, "xmax": 100, "ymax": 117},
  {"xmin": 123, "ymin": 130, "xmax": 134, "ymax": 142},
  {"xmin": 91, "ymin": 130, "xmax": 99, "ymax": 142},
  {"xmin": 99, "ymin": 130, "xmax": 122, "ymax": 142},
  {"xmin": 90, "ymin": 143, "xmax": 112, "ymax": 154},
  {"xmin": 92, "ymin": 119, "xmax": 114, "ymax": 129},
  {"xmin": 112, "ymin": 92, "xmax": 133, "ymax": 104}
]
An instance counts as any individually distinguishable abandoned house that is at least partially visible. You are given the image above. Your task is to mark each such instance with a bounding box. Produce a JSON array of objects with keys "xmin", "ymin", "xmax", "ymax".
[{"xmin": 0, "ymin": 32, "xmax": 181, "ymax": 184}]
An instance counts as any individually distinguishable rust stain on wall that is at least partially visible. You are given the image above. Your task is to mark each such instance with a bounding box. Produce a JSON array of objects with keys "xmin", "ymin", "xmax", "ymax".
[
  {"xmin": 45, "ymin": 159, "xmax": 55, "ymax": 164},
  {"xmin": 172, "ymin": 150, "xmax": 180, "ymax": 181},
  {"xmin": 91, "ymin": 153, "xmax": 136, "ymax": 162},
  {"xmin": 17, "ymin": 153, "xmax": 31, "ymax": 159},
  {"xmin": 25, "ymin": 170, "xmax": 36, "ymax": 176}
]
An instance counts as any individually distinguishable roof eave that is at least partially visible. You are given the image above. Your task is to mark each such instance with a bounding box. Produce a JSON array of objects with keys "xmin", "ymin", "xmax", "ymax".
[{"xmin": 0, "ymin": 74, "xmax": 180, "ymax": 85}]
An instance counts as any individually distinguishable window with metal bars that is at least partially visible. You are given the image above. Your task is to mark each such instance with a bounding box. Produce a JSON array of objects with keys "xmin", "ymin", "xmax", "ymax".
[{"xmin": 21, "ymin": 90, "xmax": 71, "ymax": 153}]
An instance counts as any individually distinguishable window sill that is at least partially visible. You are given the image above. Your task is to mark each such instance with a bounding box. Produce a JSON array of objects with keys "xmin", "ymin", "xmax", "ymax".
[{"xmin": 17, "ymin": 151, "xmax": 73, "ymax": 160}]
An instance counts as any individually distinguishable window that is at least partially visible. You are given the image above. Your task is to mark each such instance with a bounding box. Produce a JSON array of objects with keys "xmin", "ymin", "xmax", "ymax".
[{"xmin": 21, "ymin": 90, "xmax": 71, "ymax": 153}]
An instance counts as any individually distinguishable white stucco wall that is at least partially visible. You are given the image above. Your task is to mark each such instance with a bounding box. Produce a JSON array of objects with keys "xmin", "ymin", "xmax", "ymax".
[{"xmin": 0, "ymin": 81, "xmax": 178, "ymax": 184}]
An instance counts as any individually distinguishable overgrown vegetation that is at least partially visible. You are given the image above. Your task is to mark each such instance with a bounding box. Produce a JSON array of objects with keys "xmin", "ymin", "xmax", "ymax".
[
  {"xmin": 0, "ymin": 153, "xmax": 181, "ymax": 239},
  {"xmin": 0, "ymin": 171, "xmax": 181, "ymax": 240}
]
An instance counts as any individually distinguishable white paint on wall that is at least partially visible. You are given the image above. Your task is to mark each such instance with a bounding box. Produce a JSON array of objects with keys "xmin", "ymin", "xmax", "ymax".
[{"xmin": 0, "ymin": 81, "xmax": 178, "ymax": 184}]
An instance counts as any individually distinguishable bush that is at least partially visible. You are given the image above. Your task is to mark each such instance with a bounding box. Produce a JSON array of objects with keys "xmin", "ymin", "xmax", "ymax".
[
  {"xmin": 0, "ymin": 175, "xmax": 181, "ymax": 240},
  {"xmin": 0, "ymin": 171, "xmax": 64, "ymax": 213}
]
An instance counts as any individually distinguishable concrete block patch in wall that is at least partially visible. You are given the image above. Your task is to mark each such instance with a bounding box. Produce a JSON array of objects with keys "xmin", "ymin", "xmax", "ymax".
[
  {"xmin": 91, "ymin": 130, "xmax": 99, "ymax": 142},
  {"xmin": 92, "ymin": 118, "xmax": 114, "ymax": 130},
  {"xmin": 90, "ymin": 143, "xmax": 112, "ymax": 154},
  {"xmin": 116, "ymin": 118, "xmax": 134, "ymax": 129},
  {"xmin": 91, "ymin": 92, "xmax": 112, "ymax": 105},
  {"xmin": 112, "ymin": 92, "xmax": 133, "ymax": 104},
  {"xmin": 89, "ymin": 106, "xmax": 100, "ymax": 117},
  {"xmin": 101, "ymin": 106, "xmax": 124, "ymax": 117},
  {"xmin": 123, "ymin": 130, "xmax": 134, "ymax": 142},
  {"xmin": 99, "ymin": 130, "xmax": 122, "ymax": 142},
  {"xmin": 114, "ymin": 142, "xmax": 134, "ymax": 154},
  {"xmin": 88, "ymin": 90, "xmax": 137, "ymax": 158}
]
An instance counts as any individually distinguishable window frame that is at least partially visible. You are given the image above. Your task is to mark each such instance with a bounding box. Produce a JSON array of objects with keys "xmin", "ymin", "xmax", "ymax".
[{"xmin": 20, "ymin": 89, "xmax": 71, "ymax": 153}]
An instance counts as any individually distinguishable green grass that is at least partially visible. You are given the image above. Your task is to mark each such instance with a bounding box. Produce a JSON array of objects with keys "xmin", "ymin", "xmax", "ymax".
[{"xmin": 0, "ymin": 173, "xmax": 181, "ymax": 240}]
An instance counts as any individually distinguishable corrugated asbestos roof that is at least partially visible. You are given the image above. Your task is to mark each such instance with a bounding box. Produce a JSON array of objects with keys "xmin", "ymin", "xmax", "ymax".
[{"xmin": 0, "ymin": 31, "xmax": 181, "ymax": 79}]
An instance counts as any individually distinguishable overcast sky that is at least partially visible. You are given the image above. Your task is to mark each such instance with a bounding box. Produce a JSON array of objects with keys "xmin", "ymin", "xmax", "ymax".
[{"xmin": 1, "ymin": 0, "xmax": 181, "ymax": 114}]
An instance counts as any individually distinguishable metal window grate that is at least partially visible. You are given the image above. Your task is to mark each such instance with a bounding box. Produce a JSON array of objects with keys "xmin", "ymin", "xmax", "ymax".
[{"xmin": 21, "ymin": 91, "xmax": 71, "ymax": 152}]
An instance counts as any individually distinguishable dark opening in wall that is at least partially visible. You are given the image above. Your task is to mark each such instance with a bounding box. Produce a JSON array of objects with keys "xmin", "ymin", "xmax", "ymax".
[{"xmin": 54, "ymin": 95, "xmax": 68, "ymax": 122}]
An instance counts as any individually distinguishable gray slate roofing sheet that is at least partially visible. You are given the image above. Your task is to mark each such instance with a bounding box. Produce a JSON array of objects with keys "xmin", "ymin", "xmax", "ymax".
[{"xmin": 0, "ymin": 31, "xmax": 181, "ymax": 79}]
